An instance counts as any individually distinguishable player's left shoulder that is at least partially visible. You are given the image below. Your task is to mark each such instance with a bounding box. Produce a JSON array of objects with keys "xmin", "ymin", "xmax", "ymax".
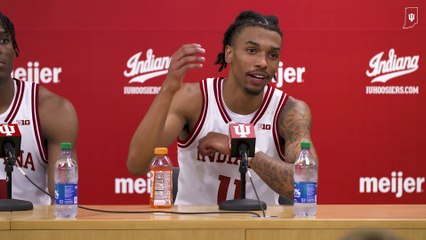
[
  {"xmin": 38, "ymin": 86, "xmax": 76, "ymax": 116},
  {"xmin": 38, "ymin": 86, "xmax": 78, "ymax": 137},
  {"xmin": 282, "ymin": 96, "xmax": 311, "ymax": 117}
]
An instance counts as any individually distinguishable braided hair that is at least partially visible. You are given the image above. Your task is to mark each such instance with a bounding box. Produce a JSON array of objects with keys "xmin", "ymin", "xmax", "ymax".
[
  {"xmin": 0, "ymin": 12, "xmax": 20, "ymax": 57},
  {"xmin": 215, "ymin": 10, "xmax": 283, "ymax": 72}
]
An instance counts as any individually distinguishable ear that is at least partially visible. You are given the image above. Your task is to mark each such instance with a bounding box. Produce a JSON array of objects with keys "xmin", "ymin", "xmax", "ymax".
[{"xmin": 224, "ymin": 45, "xmax": 233, "ymax": 64}]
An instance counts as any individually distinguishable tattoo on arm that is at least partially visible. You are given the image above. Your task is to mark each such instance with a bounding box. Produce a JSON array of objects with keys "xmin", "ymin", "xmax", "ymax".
[
  {"xmin": 250, "ymin": 152, "xmax": 294, "ymax": 200},
  {"xmin": 279, "ymin": 98, "xmax": 312, "ymax": 163}
]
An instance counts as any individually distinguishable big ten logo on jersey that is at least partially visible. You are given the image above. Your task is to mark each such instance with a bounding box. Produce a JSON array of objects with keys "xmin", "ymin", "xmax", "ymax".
[
  {"xmin": 256, "ymin": 123, "xmax": 272, "ymax": 131},
  {"xmin": 15, "ymin": 120, "xmax": 31, "ymax": 126},
  {"xmin": 12, "ymin": 61, "xmax": 62, "ymax": 84}
]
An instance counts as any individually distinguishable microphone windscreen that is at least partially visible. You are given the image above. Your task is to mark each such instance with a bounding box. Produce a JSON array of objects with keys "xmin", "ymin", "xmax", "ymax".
[
  {"xmin": 0, "ymin": 124, "xmax": 22, "ymax": 157},
  {"xmin": 229, "ymin": 123, "xmax": 256, "ymax": 157}
]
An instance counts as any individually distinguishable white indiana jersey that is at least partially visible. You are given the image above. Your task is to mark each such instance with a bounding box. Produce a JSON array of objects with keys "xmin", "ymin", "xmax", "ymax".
[
  {"xmin": 0, "ymin": 79, "xmax": 50, "ymax": 205},
  {"xmin": 176, "ymin": 77, "xmax": 288, "ymax": 205}
]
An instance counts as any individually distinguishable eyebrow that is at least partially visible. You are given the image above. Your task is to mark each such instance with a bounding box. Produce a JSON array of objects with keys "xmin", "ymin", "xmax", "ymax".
[{"xmin": 245, "ymin": 40, "xmax": 281, "ymax": 51}]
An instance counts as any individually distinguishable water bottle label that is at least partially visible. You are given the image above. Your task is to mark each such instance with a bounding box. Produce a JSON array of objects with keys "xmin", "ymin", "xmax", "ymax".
[
  {"xmin": 294, "ymin": 182, "xmax": 317, "ymax": 204},
  {"xmin": 55, "ymin": 183, "xmax": 78, "ymax": 205}
]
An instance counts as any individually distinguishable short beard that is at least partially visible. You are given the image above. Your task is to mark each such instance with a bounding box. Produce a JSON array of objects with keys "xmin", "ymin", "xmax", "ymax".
[{"xmin": 243, "ymin": 86, "xmax": 263, "ymax": 96}]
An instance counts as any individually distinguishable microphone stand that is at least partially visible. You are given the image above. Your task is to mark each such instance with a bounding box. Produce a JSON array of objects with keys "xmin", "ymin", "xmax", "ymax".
[
  {"xmin": 219, "ymin": 147, "xmax": 267, "ymax": 211},
  {"xmin": 0, "ymin": 146, "xmax": 33, "ymax": 211}
]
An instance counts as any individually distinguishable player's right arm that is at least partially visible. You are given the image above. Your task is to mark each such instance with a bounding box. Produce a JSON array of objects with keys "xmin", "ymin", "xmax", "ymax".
[{"xmin": 127, "ymin": 44, "xmax": 205, "ymax": 175}]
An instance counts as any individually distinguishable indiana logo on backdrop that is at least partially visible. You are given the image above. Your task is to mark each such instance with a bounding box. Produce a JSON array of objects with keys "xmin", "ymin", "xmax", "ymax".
[
  {"xmin": 365, "ymin": 48, "xmax": 420, "ymax": 95},
  {"xmin": 402, "ymin": 7, "xmax": 418, "ymax": 29}
]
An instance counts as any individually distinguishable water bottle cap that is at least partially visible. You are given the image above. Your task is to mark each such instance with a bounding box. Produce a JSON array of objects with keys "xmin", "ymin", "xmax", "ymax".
[
  {"xmin": 300, "ymin": 142, "xmax": 311, "ymax": 149},
  {"xmin": 154, "ymin": 147, "xmax": 168, "ymax": 155},
  {"xmin": 61, "ymin": 142, "xmax": 72, "ymax": 149}
]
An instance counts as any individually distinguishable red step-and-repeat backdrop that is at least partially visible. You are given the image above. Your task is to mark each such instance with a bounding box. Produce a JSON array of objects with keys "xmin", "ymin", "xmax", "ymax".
[{"xmin": 2, "ymin": 0, "xmax": 425, "ymax": 204}]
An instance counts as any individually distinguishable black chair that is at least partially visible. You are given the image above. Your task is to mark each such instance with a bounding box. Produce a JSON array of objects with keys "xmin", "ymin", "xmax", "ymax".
[{"xmin": 172, "ymin": 167, "xmax": 179, "ymax": 203}]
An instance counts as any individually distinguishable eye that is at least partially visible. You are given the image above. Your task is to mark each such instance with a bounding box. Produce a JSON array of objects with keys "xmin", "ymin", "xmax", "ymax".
[
  {"xmin": 269, "ymin": 51, "xmax": 279, "ymax": 60},
  {"xmin": 0, "ymin": 38, "xmax": 10, "ymax": 44},
  {"xmin": 247, "ymin": 48, "xmax": 257, "ymax": 54}
]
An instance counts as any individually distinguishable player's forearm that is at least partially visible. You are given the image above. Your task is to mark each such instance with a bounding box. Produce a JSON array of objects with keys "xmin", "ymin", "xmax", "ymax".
[
  {"xmin": 127, "ymin": 86, "xmax": 176, "ymax": 175},
  {"xmin": 249, "ymin": 152, "xmax": 294, "ymax": 200}
]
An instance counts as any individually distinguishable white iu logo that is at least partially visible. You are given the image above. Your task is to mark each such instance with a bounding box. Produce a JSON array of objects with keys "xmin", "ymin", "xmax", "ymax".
[
  {"xmin": 408, "ymin": 13, "xmax": 416, "ymax": 22},
  {"xmin": 234, "ymin": 124, "xmax": 251, "ymax": 138},
  {"xmin": 0, "ymin": 125, "xmax": 16, "ymax": 136}
]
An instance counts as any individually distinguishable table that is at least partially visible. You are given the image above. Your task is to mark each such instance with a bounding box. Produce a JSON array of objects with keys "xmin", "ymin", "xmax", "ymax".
[{"xmin": 0, "ymin": 204, "xmax": 425, "ymax": 240}]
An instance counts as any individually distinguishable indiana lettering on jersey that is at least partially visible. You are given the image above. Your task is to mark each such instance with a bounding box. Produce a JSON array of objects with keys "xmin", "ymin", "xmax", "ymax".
[
  {"xmin": 15, "ymin": 150, "xmax": 35, "ymax": 171},
  {"xmin": 197, "ymin": 151, "xmax": 241, "ymax": 166}
]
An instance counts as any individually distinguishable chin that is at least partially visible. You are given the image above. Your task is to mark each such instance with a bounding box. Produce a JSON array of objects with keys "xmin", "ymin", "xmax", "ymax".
[{"xmin": 244, "ymin": 86, "xmax": 263, "ymax": 96}]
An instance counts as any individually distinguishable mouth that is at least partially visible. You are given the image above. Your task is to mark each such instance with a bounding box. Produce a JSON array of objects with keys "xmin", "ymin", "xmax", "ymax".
[{"xmin": 247, "ymin": 71, "xmax": 270, "ymax": 86}]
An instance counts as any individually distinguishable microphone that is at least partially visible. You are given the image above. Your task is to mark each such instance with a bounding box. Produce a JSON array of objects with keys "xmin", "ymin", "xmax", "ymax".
[
  {"xmin": 229, "ymin": 123, "xmax": 255, "ymax": 158},
  {"xmin": 219, "ymin": 123, "xmax": 267, "ymax": 212},
  {"xmin": 0, "ymin": 124, "xmax": 22, "ymax": 158},
  {"xmin": 0, "ymin": 124, "xmax": 33, "ymax": 211}
]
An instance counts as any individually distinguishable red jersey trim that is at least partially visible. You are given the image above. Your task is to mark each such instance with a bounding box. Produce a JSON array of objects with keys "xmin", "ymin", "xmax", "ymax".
[
  {"xmin": 251, "ymin": 85, "xmax": 273, "ymax": 125},
  {"xmin": 5, "ymin": 79, "xmax": 24, "ymax": 123},
  {"xmin": 273, "ymin": 92, "xmax": 288, "ymax": 161},
  {"xmin": 177, "ymin": 80, "xmax": 208, "ymax": 148},
  {"xmin": 214, "ymin": 77, "xmax": 231, "ymax": 123},
  {"xmin": 32, "ymin": 84, "xmax": 48, "ymax": 163}
]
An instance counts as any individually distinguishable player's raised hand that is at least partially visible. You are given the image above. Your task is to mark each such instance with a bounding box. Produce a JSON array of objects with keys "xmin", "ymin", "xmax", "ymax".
[{"xmin": 163, "ymin": 43, "xmax": 205, "ymax": 93}]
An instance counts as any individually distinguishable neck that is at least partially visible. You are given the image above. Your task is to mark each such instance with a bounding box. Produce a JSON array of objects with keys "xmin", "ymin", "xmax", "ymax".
[
  {"xmin": 0, "ymin": 77, "xmax": 15, "ymax": 114},
  {"xmin": 222, "ymin": 78, "xmax": 264, "ymax": 115}
]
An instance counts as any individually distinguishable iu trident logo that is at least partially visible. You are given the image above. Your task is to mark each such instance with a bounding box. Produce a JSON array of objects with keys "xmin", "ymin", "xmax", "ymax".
[
  {"xmin": 0, "ymin": 125, "xmax": 16, "ymax": 136},
  {"xmin": 402, "ymin": 7, "xmax": 418, "ymax": 29},
  {"xmin": 233, "ymin": 124, "xmax": 251, "ymax": 138}
]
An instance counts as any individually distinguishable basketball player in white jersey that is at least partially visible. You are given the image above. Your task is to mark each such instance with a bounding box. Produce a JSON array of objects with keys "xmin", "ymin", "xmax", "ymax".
[
  {"xmin": 0, "ymin": 12, "xmax": 78, "ymax": 205},
  {"xmin": 128, "ymin": 10, "xmax": 318, "ymax": 204}
]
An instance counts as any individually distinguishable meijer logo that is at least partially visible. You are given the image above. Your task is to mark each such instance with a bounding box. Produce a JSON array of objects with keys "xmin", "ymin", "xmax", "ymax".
[
  {"xmin": 272, "ymin": 61, "xmax": 306, "ymax": 88},
  {"xmin": 12, "ymin": 61, "xmax": 62, "ymax": 84},
  {"xmin": 115, "ymin": 174, "xmax": 152, "ymax": 194},
  {"xmin": 359, "ymin": 171, "xmax": 425, "ymax": 198}
]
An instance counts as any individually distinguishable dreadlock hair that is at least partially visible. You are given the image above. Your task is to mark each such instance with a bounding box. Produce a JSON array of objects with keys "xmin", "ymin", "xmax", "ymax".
[
  {"xmin": 215, "ymin": 10, "xmax": 283, "ymax": 72},
  {"xmin": 0, "ymin": 12, "xmax": 20, "ymax": 57}
]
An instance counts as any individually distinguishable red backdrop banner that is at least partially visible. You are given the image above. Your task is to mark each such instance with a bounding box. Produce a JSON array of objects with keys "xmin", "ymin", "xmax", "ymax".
[{"xmin": 2, "ymin": 0, "xmax": 425, "ymax": 204}]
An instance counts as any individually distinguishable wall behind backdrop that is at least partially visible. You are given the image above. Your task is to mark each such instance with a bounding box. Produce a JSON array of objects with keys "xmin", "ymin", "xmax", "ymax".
[{"xmin": 2, "ymin": 0, "xmax": 425, "ymax": 204}]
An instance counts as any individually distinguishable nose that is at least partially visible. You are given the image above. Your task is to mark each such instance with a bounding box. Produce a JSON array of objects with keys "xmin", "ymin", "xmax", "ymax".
[{"xmin": 255, "ymin": 53, "xmax": 267, "ymax": 69}]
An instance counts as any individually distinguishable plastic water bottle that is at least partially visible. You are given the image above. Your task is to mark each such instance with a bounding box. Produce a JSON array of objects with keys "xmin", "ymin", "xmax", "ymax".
[
  {"xmin": 150, "ymin": 147, "xmax": 173, "ymax": 208},
  {"xmin": 294, "ymin": 142, "xmax": 317, "ymax": 217},
  {"xmin": 54, "ymin": 142, "xmax": 78, "ymax": 218}
]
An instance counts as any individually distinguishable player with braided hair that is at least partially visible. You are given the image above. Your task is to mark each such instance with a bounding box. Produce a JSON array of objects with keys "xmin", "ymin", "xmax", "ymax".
[
  {"xmin": 0, "ymin": 12, "xmax": 78, "ymax": 205},
  {"xmin": 128, "ymin": 10, "xmax": 317, "ymax": 205}
]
